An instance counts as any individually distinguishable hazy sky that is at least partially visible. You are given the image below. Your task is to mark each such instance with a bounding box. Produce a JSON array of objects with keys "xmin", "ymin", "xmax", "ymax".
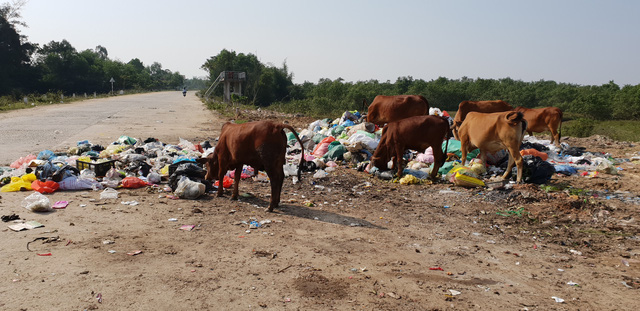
[{"xmin": 18, "ymin": 0, "xmax": 640, "ymax": 86}]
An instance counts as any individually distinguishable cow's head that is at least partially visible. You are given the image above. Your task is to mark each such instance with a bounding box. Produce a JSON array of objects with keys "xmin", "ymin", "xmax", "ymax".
[
  {"xmin": 196, "ymin": 154, "xmax": 218, "ymax": 181},
  {"xmin": 371, "ymin": 155, "xmax": 394, "ymax": 171},
  {"xmin": 451, "ymin": 120, "xmax": 463, "ymax": 140}
]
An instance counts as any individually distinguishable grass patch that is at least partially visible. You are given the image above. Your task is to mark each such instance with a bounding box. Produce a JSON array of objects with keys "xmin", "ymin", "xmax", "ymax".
[{"xmin": 563, "ymin": 119, "xmax": 640, "ymax": 141}]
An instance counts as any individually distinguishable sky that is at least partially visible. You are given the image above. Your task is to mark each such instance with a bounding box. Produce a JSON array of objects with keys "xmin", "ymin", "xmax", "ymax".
[{"xmin": 16, "ymin": 0, "xmax": 640, "ymax": 86}]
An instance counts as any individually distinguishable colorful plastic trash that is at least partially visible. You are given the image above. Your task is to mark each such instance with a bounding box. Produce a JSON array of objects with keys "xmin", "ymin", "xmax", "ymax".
[{"xmin": 31, "ymin": 180, "xmax": 60, "ymax": 193}]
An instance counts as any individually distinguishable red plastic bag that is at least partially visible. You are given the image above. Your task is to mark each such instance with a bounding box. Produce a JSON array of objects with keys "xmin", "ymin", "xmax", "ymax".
[
  {"xmin": 214, "ymin": 176, "xmax": 233, "ymax": 188},
  {"xmin": 31, "ymin": 180, "xmax": 60, "ymax": 194},
  {"xmin": 312, "ymin": 137, "xmax": 335, "ymax": 154},
  {"xmin": 520, "ymin": 148, "xmax": 548, "ymax": 161},
  {"xmin": 121, "ymin": 177, "xmax": 147, "ymax": 189}
]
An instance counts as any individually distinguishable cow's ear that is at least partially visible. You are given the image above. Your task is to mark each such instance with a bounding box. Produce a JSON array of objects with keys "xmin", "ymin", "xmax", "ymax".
[{"xmin": 196, "ymin": 157, "xmax": 209, "ymax": 164}]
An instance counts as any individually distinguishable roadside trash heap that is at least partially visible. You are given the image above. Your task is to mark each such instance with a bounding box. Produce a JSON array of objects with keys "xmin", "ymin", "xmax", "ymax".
[
  {"xmin": 1, "ymin": 109, "xmax": 637, "ymax": 208},
  {"xmin": 286, "ymin": 109, "xmax": 634, "ymax": 188},
  {"xmin": 0, "ymin": 135, "xmax": 219, "ymax": 202}
]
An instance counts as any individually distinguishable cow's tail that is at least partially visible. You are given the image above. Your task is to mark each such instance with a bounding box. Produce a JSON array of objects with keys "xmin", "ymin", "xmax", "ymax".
[
  {"xmin": 439, "ymin": 116, "xmax": 450, "ymax": 163},
  {"xmin": 558, "ymin": 109, "xmax": 563, "ymax": 142},
  {"xmin": 281, "ymin": 124, "xmax": 305, "ymax": 180},
  {"xmin": 505, "ymin": 111, "xmax": 527, "ymax": 142}
]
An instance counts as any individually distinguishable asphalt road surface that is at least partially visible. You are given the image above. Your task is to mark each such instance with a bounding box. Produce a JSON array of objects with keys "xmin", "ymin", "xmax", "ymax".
[{"xmin": 0, "ymin": 91, "xmax": 223, "ymax": 166}]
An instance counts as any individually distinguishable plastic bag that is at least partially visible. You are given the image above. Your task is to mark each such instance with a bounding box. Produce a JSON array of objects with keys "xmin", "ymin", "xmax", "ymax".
[
  {"xmin": 520, "ymin": 148, "xmax": 549, "ymax": 161},
  {"xmin": 312, "ymin": 136, "xmax": 336, "ymax": 157},
  {"xmin": 37, "ymin": 150, "xmax": 55, "ymax": 160},
  {"xmin": 121, "ymin": 176, "xmax": 147, "ymax": 189},
  {"xmin": 10, "ymin": 154, "xmax": 37, "ymax": 169},
  {"xmin": 283, "ymin": 164, "xmax": 298, "ymax": 177},
  {"xmin": 453, "ymin": 172, "xmax": 485, "ymax": 188},
  {"xmin": 254, "ymin": 171, "xmax": 269, "ymax": 182},
  {"xmin": 313, "ymin": 169, "xmax": 328, "ymax": 179},
  {"xmin": 59, "ymin": 176, "xmax": 102, "ymax": 190},
  {"xmin": 178, "ymin": 137, "xmax": 196, "ymax": 151},
  {"xmin": 100, "ymin": 188, "xmax": 119, "ymax": 199},
  {"xmin": 31, "ymin": 180, "xmax": 60, "ymax": 194},
  {"xmin": 117, "ymin": 135, "xmax": 137, "ymax": 145},
  {"xmin": 22, "ymin": 192, "xmax": 52, "ymax": 212},
  {"xmin": 214, "ymin": 175, "xmax": 233, "ymax": 188},
  {"xmin": 0, "ymin": 174, "xmax": 35, "ymax": 192},
  {"xmin": 174, "ymin": 176, "xmax": 206, "ymax": 199},
  {"xmin": 147, "ymin": 172, "xmax": 162, "ymax": 184},
  {"xmin": 399, "ymin": 174, "xmax": 420, "ymax": 185}
]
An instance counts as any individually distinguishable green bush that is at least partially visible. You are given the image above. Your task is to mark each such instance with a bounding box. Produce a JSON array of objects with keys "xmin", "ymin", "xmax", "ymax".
[{"xmin": 563, "ymin": 118, "xmax": 595, "ymax": 138}]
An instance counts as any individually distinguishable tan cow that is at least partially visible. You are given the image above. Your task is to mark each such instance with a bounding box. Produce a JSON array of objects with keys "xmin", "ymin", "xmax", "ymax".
[
  {"xmin": 365, "ymin": 95, "xmax": 429, "ymax": 126},
  {"xmin": 452, "ymin": 100, "xmax": 514, "ymax": 140},
  {"xmin": 514, "ymin": 106, "xmax": 563, "ymax": 146},
  {"xmin": 458, "ymin": 111, "xmax": 527, "ymax": 182}
]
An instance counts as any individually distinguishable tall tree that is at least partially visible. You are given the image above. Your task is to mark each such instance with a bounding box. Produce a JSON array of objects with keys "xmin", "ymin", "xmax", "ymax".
[{"xmin": 0, "ymin": 1, "xmax": 37, "ymax": 95}]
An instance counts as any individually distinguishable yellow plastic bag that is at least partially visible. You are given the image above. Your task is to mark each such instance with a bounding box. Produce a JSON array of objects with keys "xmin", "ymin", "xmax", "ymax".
[
  {"xmin": 160, "ymin": 165, "xmax": 170, "ymax": 176},
  {"xmin": 1, "ymin": 176, "xmax": 33, "ymax": 192},
  {"xmin": 453, "ymin": 171, "xmax": 485, "ymax": 188},
  {"xmin": 399, "ymin": 174, "xmax": 419, "ymax": 185},
  {"xmin": 22, "ymin": 173, "xmax": 37, "ymax": 182}
]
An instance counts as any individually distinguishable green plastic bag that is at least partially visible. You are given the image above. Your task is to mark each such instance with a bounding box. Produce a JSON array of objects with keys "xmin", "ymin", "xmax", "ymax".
[
  {"xmin": 443, "ymin": 139, "xmax": 480, "ymax": 160},
  {"xmin": 323, "ymin": 142, "xmax": 347, "ymax": 161}
]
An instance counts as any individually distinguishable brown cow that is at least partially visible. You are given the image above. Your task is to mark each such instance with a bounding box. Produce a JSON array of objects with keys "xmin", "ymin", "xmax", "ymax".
[
  {"xmin": 458, "ymin": 111, "xmax": 527, "ymax": 182},
  {"xmin": 197, "ymin": 121, "xmax": 304, "ymax": 212},
  {"xmin": 514, "ymin": 106, "xmax": 563, "ymax": 146},
  {"xmin": 365, "ymin": 95, "xmax": 429, "ymax": 126},
  {"xmin": 371, "ymin": 115, "xmax": 450, "ymax": 179},
  {"xmin": 452, "ymin": 100, "xmax": 514, "ymax": 140}
]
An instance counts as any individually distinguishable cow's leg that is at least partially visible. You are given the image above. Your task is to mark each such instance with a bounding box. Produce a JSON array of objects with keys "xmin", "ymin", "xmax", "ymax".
[
  {"xmin": 216, "ymin": 162, "xmax": 225, "ymax": 197},
  {"xmin": 430, "ymin": 143, "xmax": 444, "ymax": 180},
  {"xmin": 231, "ymin": 165, "xmax": 242, "ymax": 200},
  {"xmin": 395, "ymin": 144, "xmax": 405, "ymax": 177},
  {"xmin": 502, "ymin": 153, "xmax": 514, "ymax": 180},
  {"xmin": 549, "ymin": 125, "xmax": 559, "ymax": 146},
  {"xmin": 527, "ymin": 131, "xmax": 533, "ymax": 137},
  {"xmin": 512, "ymin": 149, "xmax": 524, "ymax": 183},
  {"xmin": 265, "ymin": 167, "xmax": 284, "ymax": 212},
  {"xmin": 460, "ymin": 142, "xmax": 468, "ymax": 167}
]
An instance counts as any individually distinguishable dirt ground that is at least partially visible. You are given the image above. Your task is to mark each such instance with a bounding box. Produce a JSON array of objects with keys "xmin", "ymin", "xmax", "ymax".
[{"xmin": 1, "ymin": 108, "xmax": 639, "ymax": 310}]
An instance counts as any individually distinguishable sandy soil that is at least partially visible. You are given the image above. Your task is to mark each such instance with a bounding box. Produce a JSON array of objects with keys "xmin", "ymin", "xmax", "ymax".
[{"xmin": 1, "ymin": 105, "xmax": 639, "ymax": 310}]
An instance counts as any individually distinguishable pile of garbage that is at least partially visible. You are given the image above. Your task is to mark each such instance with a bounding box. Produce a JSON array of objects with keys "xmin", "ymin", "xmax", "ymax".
[
  {"xmin": 285, "ymin": 109, "xmax": 632, "ymax": 188},
  {"xmin": 1, "ymin": 135, "xmax": 216, "ymax": 200},
  {"xmin": 1, "ymin": 109, "xmax": 636, "ymax": 204}
]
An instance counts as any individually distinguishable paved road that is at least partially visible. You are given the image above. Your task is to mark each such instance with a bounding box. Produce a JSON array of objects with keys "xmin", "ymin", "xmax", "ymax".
[{"xmin": 0, "ymin": 91, "xmax": 223, "ymax": 165}]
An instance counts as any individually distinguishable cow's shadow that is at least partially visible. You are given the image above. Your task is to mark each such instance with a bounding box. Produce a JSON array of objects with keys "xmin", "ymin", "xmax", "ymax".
[{"xmin": 230, "ymin": 195, "xmax": 386, "ymax": 230}]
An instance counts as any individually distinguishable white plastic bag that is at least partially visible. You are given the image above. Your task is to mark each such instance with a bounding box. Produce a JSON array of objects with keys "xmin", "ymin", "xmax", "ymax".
[
  {"xmin": 100, "ymin": 187, "xmax": 119, "ymax": 200},
  {"xmin": 283, "ymin": 164, "xmax": 298, "ymax": 177},
  {"xmin": 147, "ymin": 172, "xmax": 162, "ymax": 184},
  {"xmin": 313, "ymin": 169, "xmax": 328, "ymax": 179},
  {"xmin": 59, "ymin": 176, "xmax": 102, "ymax": 190},
  {"xmin": 22, "ymin": 192, "xmax": 52, "ymax": 212},
  {"xmin": 178, "ymin": 137, "xmax": 196, "ymax": 151},
  {"xmin": 174, "ymin": 176, "xmax": 205, "ymax": 199}
]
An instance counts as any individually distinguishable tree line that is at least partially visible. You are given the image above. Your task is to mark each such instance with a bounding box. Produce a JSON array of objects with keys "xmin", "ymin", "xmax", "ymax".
[
  {"xmin": 0, "ymin": 2, "xmax": 183, "ymax": 100},
  {"xmin": 3, "ymin": 1, "xmax": 638, "ymax": 122},
  {"xmin": 202, "ymin": 50, "xmax": 640, "ymax": 121}
]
